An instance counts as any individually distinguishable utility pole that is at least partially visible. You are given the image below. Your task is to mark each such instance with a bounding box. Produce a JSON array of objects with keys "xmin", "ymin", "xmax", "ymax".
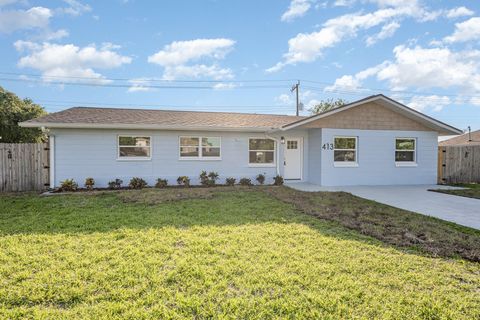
[
  {"xmin": 291, "ymin": 80, "xmax": 300, "ymax": 116},
  {"xmin": 468, "ymin": 126, "xmax": 472, "ymax": 141}
]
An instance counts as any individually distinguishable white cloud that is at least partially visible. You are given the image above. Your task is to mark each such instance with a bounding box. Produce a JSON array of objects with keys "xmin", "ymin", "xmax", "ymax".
[
  {"xmin": 57, "ymin": 0, "xmax": 91, "ymax": 16},
  {"xmin": 43, "ymin": 29, "xmax": 69, "ymax": 41},
  {"xmin": 333, "ymin": 0, "xmax": 356, "ymax": 7},
  {"xmin": 127, "ymin": 78, "xmax": 154, "ymax": 92},
  {"xmin": 0, "ymin": 0, "xmax": 18, "ymax": 7},
  {"xmin": 213, "ymin": 82, "xmax": 238, "ymax": 90},
  {"xmin": 148, "ymin": 38, "xmax": 235, "ymax": 80},
  {"xmin": 328, "ymin": 45, "xmax": 480, "ymax": 111},
  {"xmin": 0, "ymin": 7, "xmax": 52, "ymax": 33},
  {"xmin": 268, "ymin": 1, "xmax": 427, "ymax": 72},
  {"xmin": 366, "ymin": 21, "xmax": 400, "ymax": 46},
  {"xmin": 281, "ymin": 0, "xmax": 312, "ymax": 22},
  {"xmin": 406, "ymin": 95, "xmax": 451, "ymax": 112},
  {"xmin": 15, "ymin": 41, "xmax": 132, "ymax": 84},
  {"xmin": 444, "ymin": 17, "xmax": 480, "ymax": 43},
  {"xmin": 445, "ymin": 7, "xmax": 474, "ymax": 19},
  {"xmin": 275, "ymin": 93, "xmax": 293, "ymax": 104}
]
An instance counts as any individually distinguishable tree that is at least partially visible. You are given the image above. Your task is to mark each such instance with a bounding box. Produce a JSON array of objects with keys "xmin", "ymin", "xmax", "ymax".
[
  {"xmin": 309, "ymin": 98, "xmax": 348, "ymax": 114},
  {"xmin": 0, "ymin": 86, "xmax": 47, "ymax": 143}
]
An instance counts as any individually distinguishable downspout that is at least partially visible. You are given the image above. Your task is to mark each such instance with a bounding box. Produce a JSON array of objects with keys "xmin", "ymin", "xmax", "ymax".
[{"xmin": 49, "ymin": 134, "xmax": 55, "ymax": 189}]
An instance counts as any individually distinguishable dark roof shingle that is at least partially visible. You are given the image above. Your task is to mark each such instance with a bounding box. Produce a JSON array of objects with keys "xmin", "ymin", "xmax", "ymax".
[{"xmin": 24, "ymin": 107, "xmax": 305, "ymax": 130}]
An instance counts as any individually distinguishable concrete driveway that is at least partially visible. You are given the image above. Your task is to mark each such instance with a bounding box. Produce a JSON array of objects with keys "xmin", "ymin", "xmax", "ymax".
[{"xmin": 286, "ymin": 183, "xmax": 480, "ymax": 230}]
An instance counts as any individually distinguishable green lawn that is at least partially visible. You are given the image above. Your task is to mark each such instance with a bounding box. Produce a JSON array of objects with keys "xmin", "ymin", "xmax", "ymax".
[
  {"xmin": 430, "ymin": 184, "xmax": 480, "ymax": 200},
  {"xmin": 0, "ymin": 188, "xmax": 479, "ymax": 319}
]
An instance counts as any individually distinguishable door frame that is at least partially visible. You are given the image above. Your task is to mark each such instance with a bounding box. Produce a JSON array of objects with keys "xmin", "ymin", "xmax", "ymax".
[{"xmin": 283, "ymin": 137, "xmax": 303, "ymax": 181}]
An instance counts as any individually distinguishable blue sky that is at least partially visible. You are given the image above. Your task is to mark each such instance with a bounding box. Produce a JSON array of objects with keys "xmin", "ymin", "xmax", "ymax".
[{"xmin": 1, "ymin": 0, "xmax": 479, "ymax": 131}]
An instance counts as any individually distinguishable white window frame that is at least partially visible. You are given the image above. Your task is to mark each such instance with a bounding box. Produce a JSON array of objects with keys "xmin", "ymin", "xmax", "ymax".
[
  {"xmin": 395, "ymin": 137, "xmax": 417, "ymax": 167},
  {"xmin": 248, "ymin": 137, "xmax": 276, "ymax": 167},
  {"xmin": 178, "ymin": 136, "xmax": 221, "ymax": 161},
  {"xmin": 333, "ymin": 136, "xmax": 358, "ymax": 167},
  {"xmin": 117, "ymin": 135, "xmax": 152, "ymax": 161}
]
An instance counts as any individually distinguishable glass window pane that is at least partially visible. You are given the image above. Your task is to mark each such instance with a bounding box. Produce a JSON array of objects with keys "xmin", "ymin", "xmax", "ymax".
[
  {"xmin": 395, "ymin": 151, "xmax": 415, "ymax": 162},
  {"xmin": 202, "ymin": 147, "xmax": 220, "ymax": 157},
  {"xmin": 119, "ymin": 147, "xmax": 150, "ymax": 157},
  {"xmin": 396, "ymin": 139, "xmax": 415, "ymax": 150},
  {"xmin": 249, "ymin": 139, "xmax": 274, "ymax": 150},
  {"xmin": 119, "ymin": 136, "xmax": 150, "ymax": 147},
  {"xmin": 180, "ymin": 147, "xmax": 199, "ymax": 157},
  {"xmin": 180, "ymin": 137, "xmax": 199, "ymax": 146},
  {"xmin": 287, "ymin": 141, "xmax": 298, "ymax": 149},
  {"xmin": 334, "ymin": 137, "xmax": 356, "ymax": 149},
  {"xmin": 249, "ymin": 151, "xmax": 274, "ymax": 164},
  {"xmin": 334, "ymin": 150, "xmax": 356, "ymax": 162},
  {"xmin": 202, "ymin": 137, "xmax": 220, "ymax": 147}
]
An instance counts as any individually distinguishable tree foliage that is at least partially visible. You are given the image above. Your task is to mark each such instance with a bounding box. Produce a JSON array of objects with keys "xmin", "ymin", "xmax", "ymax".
[
  {"xmin": 309, "ymin": 98, "xmax": 348, "ymax": 115},
  {"xmin": 0, "ymin": 86, "xmax": 47, "ymax": 143}
]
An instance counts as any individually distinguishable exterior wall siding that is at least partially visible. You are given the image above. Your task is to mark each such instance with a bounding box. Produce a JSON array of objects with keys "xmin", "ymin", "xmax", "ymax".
[
  {"xmin": 318, "ymin": 128, "xmax": 438, "ymax": 186},
  {"xmin": 307, "ymin": 129, "xmax": 322, "ymax": 185},
  {"xmin": 50, "ymin": 128, "xmax": 309, "ymax": 188}
]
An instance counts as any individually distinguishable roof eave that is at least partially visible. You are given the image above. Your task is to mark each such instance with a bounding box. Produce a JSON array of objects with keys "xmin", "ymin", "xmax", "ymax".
[{"xmin": 18, "ymin": 121, "xmax": 278, "ymax": 132}]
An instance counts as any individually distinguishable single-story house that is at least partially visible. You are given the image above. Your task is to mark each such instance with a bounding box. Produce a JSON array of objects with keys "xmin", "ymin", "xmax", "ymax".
[
  {"xmin": 439, "ymin": 129, "xmax": 480, "ymax": 146},
  {"xmin": 20, "ymin": 94, "xmax": 462, "ymax": 188}
]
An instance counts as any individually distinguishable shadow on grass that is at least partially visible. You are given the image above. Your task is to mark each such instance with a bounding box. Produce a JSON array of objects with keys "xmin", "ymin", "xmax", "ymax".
[{"xmin": 1, "ymin": 186, "xmax": 479, "ymax": 262}]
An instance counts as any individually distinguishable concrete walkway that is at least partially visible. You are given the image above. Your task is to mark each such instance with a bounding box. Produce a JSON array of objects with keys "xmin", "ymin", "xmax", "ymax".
[{"xmin": 286, "ymin": 183, "xmax": 480, "ymax": 230}]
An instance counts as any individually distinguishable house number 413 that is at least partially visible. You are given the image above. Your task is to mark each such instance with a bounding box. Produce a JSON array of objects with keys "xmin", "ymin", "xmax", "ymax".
[{"xmin": 322, "ymin": 143, "xmax": 334, "ymax": 150}]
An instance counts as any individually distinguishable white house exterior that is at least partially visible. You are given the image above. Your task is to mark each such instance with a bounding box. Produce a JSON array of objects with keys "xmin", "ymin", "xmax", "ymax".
[{"xmin": 20, "ymin": 95, "xmax": 462, "ymax": 188}]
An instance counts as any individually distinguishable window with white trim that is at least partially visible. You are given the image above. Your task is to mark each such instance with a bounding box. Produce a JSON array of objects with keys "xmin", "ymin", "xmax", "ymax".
[
  {"xmin": 118, "ymin": 136, "xmax": 151, "ymax": 158},
  {"xmin": 249, "ymin": 138, "xmax": 275, "ymax": 165},
  {"xmin": 395, "ymin": 138, "xmax": 416, "ymax": 163},
  {"xmin": 334, "ymin": 136, "xmax": 357, "ymax": 163},
  {"xmin": 179, "ymin": 136, "xmax": 221, "ymax": 159}
]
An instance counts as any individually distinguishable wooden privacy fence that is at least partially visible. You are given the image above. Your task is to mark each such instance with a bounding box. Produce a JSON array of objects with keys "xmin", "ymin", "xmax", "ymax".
[
  {"xmin": 0, "ymin": 143, "xmax": 49, "ymax": 192},
  {"xmin": 438, "ymin": 145, "xmax": 480, "ymax": 184}
]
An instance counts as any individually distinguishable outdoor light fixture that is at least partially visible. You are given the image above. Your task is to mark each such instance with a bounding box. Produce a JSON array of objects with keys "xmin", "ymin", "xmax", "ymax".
[{"xmin": 280, "ymin": 136, "xmax": 285, "ymax": 144}]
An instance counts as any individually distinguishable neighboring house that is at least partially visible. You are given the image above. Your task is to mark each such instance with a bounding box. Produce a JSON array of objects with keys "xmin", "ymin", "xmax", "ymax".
[
  {"xmin": 20, "ymin": 94, "xmax": 461, "ymax": 187},
  {"xmin": 439, "ymin": 129, "xmax": 480, "ymax": 146}
]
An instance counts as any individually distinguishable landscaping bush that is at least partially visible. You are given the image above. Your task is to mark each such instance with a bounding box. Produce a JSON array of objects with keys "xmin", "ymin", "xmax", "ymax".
[
  {"xmin": 108, "ymin": 179, "xmax": 123, "ymax": 190},
  {"xmin": 256, "ymin": 173, "xmax": 266, "ymax": 185},
  {"xmin": 273, "ymin": 175, "xmax": 284, "ymax": 186},
  {"xmin": 239, "ymin": 178, "xmax": 252, "ymax": 186},
  {"xmin": 129, "ymin": 177, "xmax": 147, "ymax": 189},
  {"xmin": 155, "ymin": 178, "xmax": 168, "ymax": 188},
  {"xmin": 225, "ymin": 177, "xmax": 236, "ymax": 186},
  {"xmin": 177, "ymin": 176, "xmax": 190, "ymax": 187},
  {"xmin": 207, "ymin": 171, "xmax": 219, "ymax": 186},
  {"xmin": 199, "ymin": 171, "xmax": 220, "ymax": 187},
  {"xmin": 59, "ymin": 179, "xmax": 78, "ymax": 192},
  {"xmin": 84, "ymin": 177, "xmax": 95, "ymax": 190}
]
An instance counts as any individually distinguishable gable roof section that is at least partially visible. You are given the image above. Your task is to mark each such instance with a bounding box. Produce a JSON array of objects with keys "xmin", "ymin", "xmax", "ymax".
[
  {"xmin": 20, "ymin": 107, "xmax": 306, "ymax": 132},
  {"xmin": 439, "ymin": 130, "xmax": 480, "ymax": 146},
  {"xmin": 280, "ymin": 94, "xmax": 462, "ymax": 136}
]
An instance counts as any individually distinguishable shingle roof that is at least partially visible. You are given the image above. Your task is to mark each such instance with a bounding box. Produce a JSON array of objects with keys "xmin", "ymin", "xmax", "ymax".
[
  {"xmin": 22, "ymin": 107, "xmax": 305, "ymax": 131},
  {"xmin": 439, "ymin": 130, "xmax": 480, "ymax": 146}
]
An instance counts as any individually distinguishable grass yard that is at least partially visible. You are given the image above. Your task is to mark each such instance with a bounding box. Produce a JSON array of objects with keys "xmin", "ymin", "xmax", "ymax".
[
  {"xmin": 0, "ymin": 187, "xmax": 479, "ymax": 319},
  {"xmin": 430, "ymin": 184, "xmax": 480, "ymax": 200}
]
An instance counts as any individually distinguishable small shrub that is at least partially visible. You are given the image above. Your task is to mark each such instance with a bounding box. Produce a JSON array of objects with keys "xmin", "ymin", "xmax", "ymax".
[
  {"xmin": 177, "ymin": 176, "xmax": 190, "ymax": 187},
  {"xmin": 199, "ymin": 170, "xmax": 209, "ymax": 186},
  {"xmin": 256, "ymin": 173, "xmax": 266, "ymax": 185},
  {"xmin": 239, "ymin": 178, "xmax": 252, "ymax": 186},
  {"xmin": 59, "ymin": 179, "xmax": 78, "ymax": 192},
  {"xmin": 155, "ymin": 178, "xmax": 168, "ymax": 188},
  {"xmin": 84, "ymin": 177, "xmax": 95, "ymax": 190},
  {"xmin": 108, "ymin": 179, "xmax": 123, "ymax": 190},
  {"xmin": 207, "ymin": 171, "xmax": 219, "ymax": 186},
  {"xmin": 273, "ymin": 175, "xmax": 284, "ymax": 186},
  {"xmin": 199, "ymin": 171, "xmax": 219, "ymax": 187},
  {"xmin": 129, "ymin": 177, "xmax": 147, "ymax": 189},
  {"xmin": 225, "ymin": 177, "xmax": 236, "ymax": 186}
]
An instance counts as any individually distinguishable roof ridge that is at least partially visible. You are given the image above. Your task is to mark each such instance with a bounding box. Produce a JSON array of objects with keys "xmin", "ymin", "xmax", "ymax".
[{"xmin": 69, "ymin": 106, "xmax": 306, "ymax": 118}]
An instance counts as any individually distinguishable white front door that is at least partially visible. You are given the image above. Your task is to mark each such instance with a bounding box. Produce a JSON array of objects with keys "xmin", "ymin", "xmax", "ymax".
[{"xmin": 284, "ymin": 138, "xmax": 302, "ymax": 180}]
